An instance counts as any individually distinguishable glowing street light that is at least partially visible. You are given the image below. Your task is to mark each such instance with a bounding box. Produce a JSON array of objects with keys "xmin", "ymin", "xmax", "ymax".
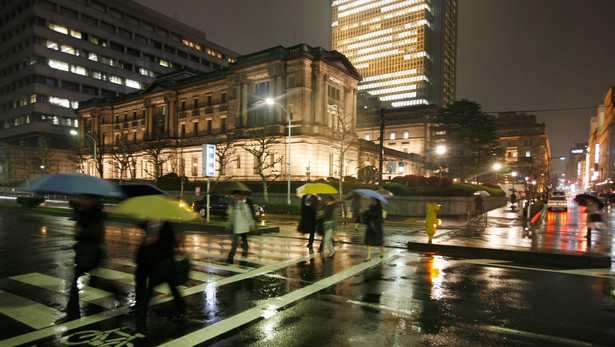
[
  {"xmin": 265, "ymin": 97, "xmax": 291, "ymax": 205},
  {"xmin": 70, "ymin": 129, "xmax": 97, "ymax": 177}
]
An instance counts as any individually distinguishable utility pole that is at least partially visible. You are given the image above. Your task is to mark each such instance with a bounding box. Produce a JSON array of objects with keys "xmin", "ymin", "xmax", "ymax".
[{"xmin": 378, "ymin": 108, "xmax": 385, "ymax": 188}]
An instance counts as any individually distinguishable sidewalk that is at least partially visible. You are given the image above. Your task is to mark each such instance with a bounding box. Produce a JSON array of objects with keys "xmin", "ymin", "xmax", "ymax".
[{"xmin": 404, "ymin": 205, "xmax": 614, "ymax": 268}]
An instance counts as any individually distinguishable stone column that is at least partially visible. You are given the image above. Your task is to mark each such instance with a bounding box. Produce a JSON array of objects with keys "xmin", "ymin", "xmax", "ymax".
[
  {"xmin": 241, "ymin": 81, "xmax": 249, "ymax": 128},
  {"xmin": 313, "ymin": 64, "xmax": 323, "ymax": 125}
]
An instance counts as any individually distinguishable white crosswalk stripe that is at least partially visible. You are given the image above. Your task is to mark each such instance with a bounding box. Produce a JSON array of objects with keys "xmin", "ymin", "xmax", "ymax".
[{"xmin": 0, "ymin": 290, "xmax": 60, "ymax": 329}]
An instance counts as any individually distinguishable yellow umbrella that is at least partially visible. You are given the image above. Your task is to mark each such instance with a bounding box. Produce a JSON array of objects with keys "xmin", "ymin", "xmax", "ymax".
[
  {"xmin": 113, "ymin": 195, "xmax": 200, "ymax": 221},
  {"xmin": 301, "ymin": 183, "xmax": 338, "ymax": 195}
]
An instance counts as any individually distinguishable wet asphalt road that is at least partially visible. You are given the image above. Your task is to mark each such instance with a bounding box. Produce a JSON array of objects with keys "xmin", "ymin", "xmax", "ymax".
[{"xmin": 0, "ymin": 207, "xmax": 614, "ymax": 346}]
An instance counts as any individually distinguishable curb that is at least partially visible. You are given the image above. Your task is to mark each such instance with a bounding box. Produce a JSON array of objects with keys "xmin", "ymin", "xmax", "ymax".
[{"xmin": 407, "ymin": 242, "xmax": 612, "ymax": 268}]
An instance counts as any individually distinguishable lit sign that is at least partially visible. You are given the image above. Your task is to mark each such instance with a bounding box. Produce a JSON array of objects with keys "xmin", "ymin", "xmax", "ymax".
[
  {"xmin": 595, "ymin": 144, "xmax": 600, "ymax": 164},
  {"xmin": 202, "ymin": 144, "xmax": 216, "ymax": 177},
  {"xmin": 571, "ymin": 149, "xmax": 584, "ymax": 154}
]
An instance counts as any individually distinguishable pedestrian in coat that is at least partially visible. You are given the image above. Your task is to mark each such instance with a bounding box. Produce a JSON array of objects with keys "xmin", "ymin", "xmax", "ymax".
[
  {"xmin": 298, "ymin": 194, "xmax": 319, "ymax": 251},
  {"xmin": 226, "ymin": 191, "xmax": 256, "ymax": 263},
  {"xmin": 318, "ymin": 195, "xmax": 337, "ymax": 257},
  {"xmin": 362, "ymin": 198, "xmax": 384, "ymax": 261},
  {"xmin": 133, "ymin": 220, "xmax": 186, "ymax": 330},
  {"xmin": 585, "ymin": 198, "xmax": 603, "ymax": 240},
  {"xmin": 57, "ymin": 194, "xmax": 119, "ymax": 323}
]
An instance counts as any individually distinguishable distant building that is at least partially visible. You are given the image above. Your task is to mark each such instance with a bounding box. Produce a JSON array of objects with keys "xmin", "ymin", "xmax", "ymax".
[
  {"xmin": 355, "ymin": 97, "xmax": 435, "ymax": 178},
  {"xmin": 0, "ymin": 0, "xmax": 237, "ymax": 182},
  {"xmin": 586, "ymin": 87, "xmax": 615, "ymax": 190},
  {"xmin": 331, "ymin": 0, "xmax": 457, "ymax": 108},
  {"xmin": 568, "ymin": 143, "xmax": 587, "ymax": 189},
  {"xmin": 496, "ymin": 112, "xmax": 551, "ymax": 192},
  {"xmin": 77, "ymin": 45, "xmax": 420, "ymax": 185}
]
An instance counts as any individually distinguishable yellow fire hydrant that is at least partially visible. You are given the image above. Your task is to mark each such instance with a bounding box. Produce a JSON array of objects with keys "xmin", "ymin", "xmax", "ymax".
[{"xmin": 426, "ymin": 203, "xmax": 442, "ymax": 243}]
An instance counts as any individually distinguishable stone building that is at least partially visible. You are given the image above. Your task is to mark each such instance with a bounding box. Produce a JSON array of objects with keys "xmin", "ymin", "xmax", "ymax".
[
  {"xmin": 77, "ymin": 44, "xmax": 416, "ymax": 183},
  {"xmin": 496, "ymin": 112, "xmax": 551, "ymax": 191}
]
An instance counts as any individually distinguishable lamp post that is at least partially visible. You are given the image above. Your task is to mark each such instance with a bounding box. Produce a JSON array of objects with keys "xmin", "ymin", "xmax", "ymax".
[
  {"xmin": 436, "ymin": 145, "xmax": 446, "ymax": 189},
  {"xmin": 493, "ymin": 163, "xmax": 502, "ymax": 182},
  {"xmin": 265, "ymin": 97, "xmax": 291, "ymax": 205},
  {"xmin": 70, "ymin": 129, "xmax": 97, "ymax": 177}
]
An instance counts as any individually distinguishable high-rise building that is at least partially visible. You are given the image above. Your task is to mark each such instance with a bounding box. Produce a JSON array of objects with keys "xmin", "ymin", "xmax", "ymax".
[
  {"xmin": 331, "ymin": 0, "xmax": 457, "ymax": 108},
  {"xmin": 0, "ymin": 0, "xmax": 236, "ymax": 181}
]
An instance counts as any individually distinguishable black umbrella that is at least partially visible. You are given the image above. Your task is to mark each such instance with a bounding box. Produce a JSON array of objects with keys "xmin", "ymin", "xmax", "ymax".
[
  {"xmin": 210, "ymin": 180, "xmax": 251, "ymax": 195},
  {"xmin": 574, "ymin": 193, "xmax": 603, "ymax": 208}
]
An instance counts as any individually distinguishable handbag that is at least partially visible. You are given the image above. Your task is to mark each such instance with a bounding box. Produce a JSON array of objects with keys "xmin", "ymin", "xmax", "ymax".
[
  {"xmin": 172, "ymin": 257, "xmax": 190, "ymax": 286},
  {"xmin": 589, "ymin": 213, "xmax": 602, "ymax": 222},
  {"xmin": 151, "ymin": 257, "xmax": 191, "ymax": 286}
]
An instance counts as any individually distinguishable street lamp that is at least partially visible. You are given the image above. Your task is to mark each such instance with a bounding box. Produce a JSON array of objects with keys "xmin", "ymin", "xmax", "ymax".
[
  {"xmin": 70, "ymin": 129, "xmax": 97, "ymax": 177},
  {"xmin": 493, "ymin": 163, "xmax": 502, "ymax": 182},
  {"xmin": 265, "ymin": 97, "xmax": 291, "ymax": 205},
  {"xmin": 436, "ymin": 145, "xmax": 446, "ymax": 189}
]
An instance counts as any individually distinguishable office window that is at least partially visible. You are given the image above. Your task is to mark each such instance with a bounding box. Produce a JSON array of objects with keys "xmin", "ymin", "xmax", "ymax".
[
  {"xmin": 364, "ymin": 134, "xmax": 370, "ymax": 141},
  {"xmin": 221, "ymin": 91, "xmax": 227, "ymax": 103},
  {"xmin": 193, "ymin": 98, "xmax": 199, "ymax": 109},
  {"xmin": 390, "ymin": 132, "xmax": 396, "ymax": 140},
  {"xmin": 193, "ymin": 121, "xmax": 198, "ymax": 136},
  {"xmin": 525, "ymin": 151, "xmax": 531, "ymax": 157},
  {"xmin": 220, "ymin": 118, "xmax": 227, "ymax": 133},
  {"xmin": 206, "ymin": 120, "xmax": 212, "ymax": 135},
  {"xmin": 403, "ymin": 131, "xmax": 409, "ymax": 139}
]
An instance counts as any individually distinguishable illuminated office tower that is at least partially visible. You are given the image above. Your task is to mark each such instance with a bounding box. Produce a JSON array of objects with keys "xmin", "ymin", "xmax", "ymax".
[{"xmin": 332, "ymin": 0, "xmax": 457, "ymax": 108}]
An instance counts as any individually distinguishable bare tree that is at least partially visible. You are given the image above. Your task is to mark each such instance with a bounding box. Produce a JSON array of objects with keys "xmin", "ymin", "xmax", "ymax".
[
  {"xmin": 214, "ymin": 133, "xmax": 238, "ymax": 184},
  {"xmin": 142, "ymin": 138, "xmax": 170, "ymax": 183},
  {"xmin": 241, "ymin": 127, "xmax": 284, "ymax": 203},
  {"xmin": 108, "ymin": 134, "xmax": 133, "ymax": 183},
  {"xmin": 328, "ymin": 105, "xmax": 357, "ymax": 207}
]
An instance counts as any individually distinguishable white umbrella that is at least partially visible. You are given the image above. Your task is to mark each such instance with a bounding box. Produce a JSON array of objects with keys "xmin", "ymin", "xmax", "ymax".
[{"xmin": 473, "ymin": 190, "xmax": 490, "ymax": 197}]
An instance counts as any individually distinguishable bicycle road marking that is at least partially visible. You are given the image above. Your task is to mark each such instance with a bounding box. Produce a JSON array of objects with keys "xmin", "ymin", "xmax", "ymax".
[{"xmin": 0, "ymin": 253, "xmax": 322, "ymax": 347}]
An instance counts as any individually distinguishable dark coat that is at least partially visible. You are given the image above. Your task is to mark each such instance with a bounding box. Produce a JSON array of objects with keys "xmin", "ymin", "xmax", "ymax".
[
  {"xmin": 72, "ymin": 208, "xmax": 106, "ymax": 269},
  {"xmin": 297, "ymin": 194, "xmax": 318, "ymax": 234},
  {"xmin": 362, "ymin": 202, "xmax": 383, "ymax": 246},
  {"xmin": 136, "ymin": 222, "xmax": 177, "ymax": 267}
]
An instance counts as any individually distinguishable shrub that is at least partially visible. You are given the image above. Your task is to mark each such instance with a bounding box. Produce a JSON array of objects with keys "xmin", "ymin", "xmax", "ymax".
[
  {"xmin": 263, "ymin": 203, "xmax": 301, "ymax": 215},
  {"xmin": 17, "ymin": 196, "xmax": 45, "ymax": 207}
]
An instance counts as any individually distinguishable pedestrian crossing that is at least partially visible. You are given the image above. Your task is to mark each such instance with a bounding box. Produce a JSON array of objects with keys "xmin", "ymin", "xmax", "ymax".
[{"xmin": 0, "ymin": 234, "xmax": 342, "ymax": 345}]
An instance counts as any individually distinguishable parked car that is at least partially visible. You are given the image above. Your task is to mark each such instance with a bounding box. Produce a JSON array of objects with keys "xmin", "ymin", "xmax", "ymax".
[
  {"xmin": 547, "ymin": 196, "xmax": 567, "ymax": 212},
  {"xmin": 191, "ymin": 195, "xmax": 264, "ymax": 220}
]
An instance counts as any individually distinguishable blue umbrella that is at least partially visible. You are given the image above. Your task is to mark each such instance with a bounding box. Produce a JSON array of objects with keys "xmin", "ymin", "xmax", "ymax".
[
  {"xmin": 27, "ymin": 173, "xmax": 125, "ymax": 199},
  {"xmin": 353, "ymin": 189, "xmax": 388, "ymax": 204}
]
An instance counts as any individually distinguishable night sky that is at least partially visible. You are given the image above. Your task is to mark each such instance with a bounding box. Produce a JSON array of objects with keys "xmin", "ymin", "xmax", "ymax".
[{"xmin": 135, "ymin": 0, "xmax": 615, "ymax": 174}]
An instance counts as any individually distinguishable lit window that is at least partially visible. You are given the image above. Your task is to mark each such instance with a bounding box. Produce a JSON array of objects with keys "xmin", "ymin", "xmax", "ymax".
[
  {"xmin": 48, "ymin": 59, "xmax": 69, "ymax": 71},
  {"xmin": 88, "ymin": 52, "xmax": 98, "ymax": 61},
  {"xmin": 390, "ymin": 132, "xmax": 396, "ymax": 140},
  {"xmin": 403, "ymin": 131, "xmax": 409, "ymax": 139},
  {"xmin": 159, "ymin": 59, "xmax": 169, "ymax": 67},
  {"xmin": 60, "ymin": 44, "xmax": 76, "ymax": 55},
  {"xmin": 71, "ymin": 101, "xmax": 79, "ymax": 109},
  {"xmin": 364, "ymin": 134, "xmax": 370, "ymax": 141},
  {"xmin": 525, "ymin": 151, "xmax": 531, "ymax": 157},
  {"xmin": 125, "ymin": 79, "xmax": 140, "ymax": 89},
  {"xmin": 49, "ymin": 23, "xmax": 68, "ymax": 35},
  {"xmin": 71, "ymin": 65, "xmax": 87, "ymax": 76},
  {"xmin": 49, "ymin": 96, "xmax": 71, "ymax": 108},
  {"xmin": 30, "ymin": 94, "xmax": 37, "ymax": 103},
  {"xmin": 46, "ymin": 40, "xmax": 59, "ymax": 50},
  {"xmin": 512, "ymin": 152, "xmax": 518, "ymax": 158},
  {"xmin": 109, "ymin": 75, "xmax": 123, "ymax": 84},
  {"xmin": 69, "ymin": 29, "xmax": 82, "ymax": 39}
]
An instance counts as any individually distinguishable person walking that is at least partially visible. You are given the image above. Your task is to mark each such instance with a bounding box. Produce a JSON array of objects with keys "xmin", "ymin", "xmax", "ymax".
[
  {"xmin": 226, "ymin": 191, "xmax": 256, "ymax": 264},
  {"xmin": 510, "ymin": 192, "xmax": 517, "ymax": 208},
  {"xmin": 133, "ymin": 220, "xmax": 186, "ymax": 330},
  {"xmin": 350, "ymin": 192, "xmax": 362, "ymax": 232},
  {"xmin": 362, "ymin": 198, "xmax": 384, "ymax": 261},
  {"xmin": 298, "ymin": 194, "xmax": 319, "ymax": 252},
  {"xmin": 318, "ymin": 195, "xmax": 337, "ymax": 257},
  {"xmin": 57, "ymin": 194, "xmax": 117, "ymax": 323},
  {"xmin": 585, "ymin": 197, "xmax": 603, "ymax": 241}
]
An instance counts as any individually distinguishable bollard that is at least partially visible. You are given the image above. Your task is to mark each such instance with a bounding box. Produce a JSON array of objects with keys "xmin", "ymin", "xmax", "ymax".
[{"xmin": 425, "ymin": 203, "xmax": 442, "ymax": 243}]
